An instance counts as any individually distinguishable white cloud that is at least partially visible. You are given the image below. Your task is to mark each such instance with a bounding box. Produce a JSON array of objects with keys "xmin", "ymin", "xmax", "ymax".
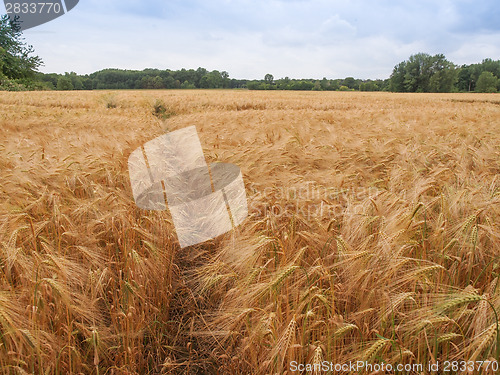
[
  {"xmin": 20, "ymin": 0, "xmax": 500, "ymax": 79},
  {"xmin": 448, "ymin": 33, "xmax": 500, "ymax": 66}
]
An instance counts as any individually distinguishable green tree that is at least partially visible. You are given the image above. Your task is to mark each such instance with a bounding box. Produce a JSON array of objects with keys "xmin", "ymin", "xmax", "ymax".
[
  {"xmin": 342, "ymin": 77, "xmax": 358, "ymax": 90},
  {"xmin": 389, "ymin": 61, "xmax": 406, "ymax": 91},
  {"xmin": 0, "ymin": 15, "xmax": 42, "ymax": 80},
  {"xmin": 359, "ymin": 81, "xmax": 379, "ymax": 91},
  {"xmin": 163, "ymin": 75, "xmax": 175, "ymax": 89},
  {"xmin": 320, "ymin": 77, "xmax": 329, "ymax": 90},
  {"xmin": 67, "ymin": 71, "xmax": 83, "ymax": 90},
  {"xmin": 139, "ymin": 76, "xmax": 153, "ymax": 89},
  {"xmin": 475, "ymin": 71, "xmax": 498, "ymax": 93},
  {"xmin": 152, "ymin": 75, "xmax": 164, "ymax": 89},
  {"xmin": 200, "ymin": 71, "xmax": 224, "ymax": 88},
  {"xmin": 180, "ymin": 80, "xmax": 195, "ymax": 89},
  {"xmin": 38, "ymin": 72, "xmax": 59, "ymax": 88},
  {"xmin": 246, "ymin": 81, "xmax": 260, "ymax": 90},
  {"xmin": 276, "ymin": 76, "xmax": 290, "ymax": 89},
  {"xmin": 57, "ymin": 75, "xmax": 73, "ymax": 90},
  {"xmin": 221, "ymin": 71, "xmax": 229, "ymax": 88},
  {"xmin": 480, "ymin": 58, "xmax": 500, "ymax": 77},
  {"xmin": 404, "ymin": 53, "xmax": 434, "ymax": 92},
  {"xmin": 428, "ymin": 54, "xmax": 457, "ymax": 92},
  {"xmin": 457, "ymin": 65, "xmax": 474, "ymax": 92},
  {"xmin": 195, "ymin": 67, "xmax": 207, "ymax": 87},
  {"xmin": 289, "ymin": 80, "xmax": 314, "ymax": 90},
  {"xmin": 264, "ymin": 73, "xmax": 274, "ymax": 85},
  {"xmin": 328, "ymin": 79, "xmax": 340, "ymax": 91},
  {"xmin": 390, "ymin": 53, "xmax": 456, "ymax": 92}
]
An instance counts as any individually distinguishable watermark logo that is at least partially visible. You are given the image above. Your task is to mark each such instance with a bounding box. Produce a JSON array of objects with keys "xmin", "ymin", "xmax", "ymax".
[
  {"xmin": 248, "ymin": 182, "xmax": 386, "ymax": 221},
  {"xmin": 5, "ymin": 0, "xmax": 79, "ymax": 31},
  {"xmin": 128, "ymin": 126, "xmax": 248, "ymax": 248}
]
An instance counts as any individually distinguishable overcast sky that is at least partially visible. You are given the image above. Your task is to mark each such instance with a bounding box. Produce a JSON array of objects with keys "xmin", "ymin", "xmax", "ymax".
[{"xmin": 5, "ymin": 0, "xmax": 500, "ymax": 79}]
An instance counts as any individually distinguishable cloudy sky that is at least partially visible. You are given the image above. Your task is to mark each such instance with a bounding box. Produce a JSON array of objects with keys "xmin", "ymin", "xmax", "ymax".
[{"xmin": 5, "ymin": 0, "xmax": 500, "ymax": 79}]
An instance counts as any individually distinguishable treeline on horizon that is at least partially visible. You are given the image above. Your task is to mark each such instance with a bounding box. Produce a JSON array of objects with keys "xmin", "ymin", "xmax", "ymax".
[
  {"xmin": 1, "ymin": 16, "xmax": 500, "ymax": 93},
  {"xmin": 32, "ymin": 54, "xmax": 500, "ymax": 93}
]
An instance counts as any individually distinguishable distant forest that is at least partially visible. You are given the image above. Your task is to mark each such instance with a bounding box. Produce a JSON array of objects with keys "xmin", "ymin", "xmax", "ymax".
[
  {"xmin": 36, "ymin": 54, "xmax": 500, "ymax": 93},
  {"xmin": 1, "ymin": 14, "xmax": 499, "ymax": 93}
]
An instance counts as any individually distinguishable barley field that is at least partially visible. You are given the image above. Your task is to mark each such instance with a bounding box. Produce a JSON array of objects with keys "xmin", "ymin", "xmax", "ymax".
[{"xmin": 0, "ymin": 90, "xmax": 499, "ymax": 374}]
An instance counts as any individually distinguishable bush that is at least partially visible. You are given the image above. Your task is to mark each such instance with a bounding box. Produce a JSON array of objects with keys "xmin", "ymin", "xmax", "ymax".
[
  {"xmin": 152, "ymin": 99, "xmax": 175, "ymax": 119},
  {"xmin": 106, "ymin": 97, "xmax": 118, "ymax": 109},
  {"xmin": 180, "ymin": 81, "xmax": 196, "ymax": 89},
  {"xmin": 0, "ymin": 76, "xmax": 26, "ymax": 91},
  {"xmin": 360, "ymin": 82, "xmax": 380, "ymax": 91},
  {"xmin": 0, "ymin": 75, "xmax": 53, "ymax": 91}
]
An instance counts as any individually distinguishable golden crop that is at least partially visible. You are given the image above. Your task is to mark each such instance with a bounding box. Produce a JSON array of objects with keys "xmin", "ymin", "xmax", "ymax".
[{"xmin": 0, "ymin": 90, "xmax": 499, "ymax": 374}]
